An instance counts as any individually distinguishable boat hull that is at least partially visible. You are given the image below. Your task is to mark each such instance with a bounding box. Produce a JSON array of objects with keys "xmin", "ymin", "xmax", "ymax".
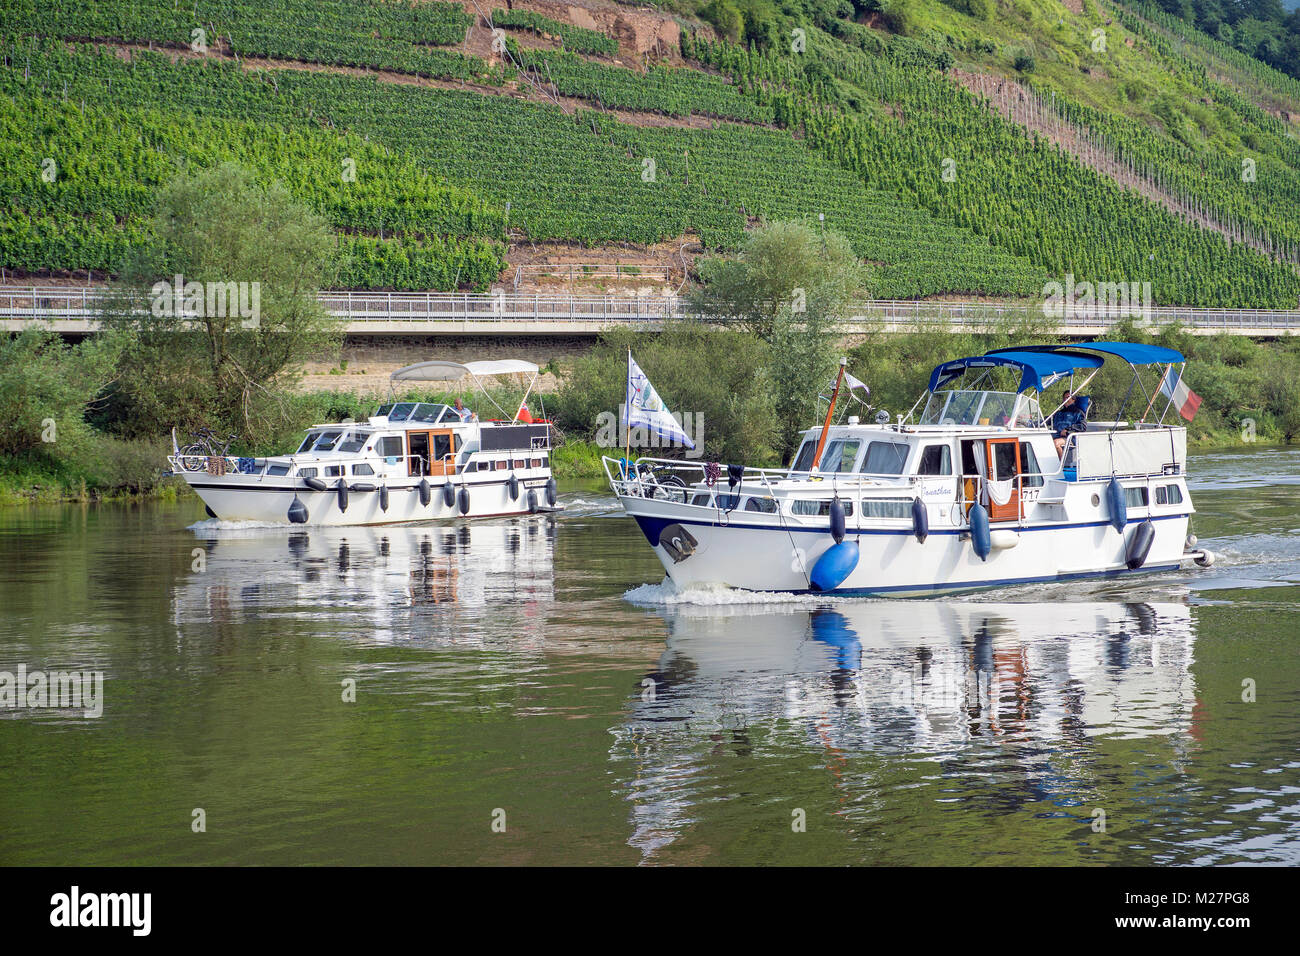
[
  {"xmin": 184, "ymin": 473, "xmax": 552, "ymax": 526},
  {"xmin": 625, "ymin": 502, "xmax": 1190, "ymax": 596}
]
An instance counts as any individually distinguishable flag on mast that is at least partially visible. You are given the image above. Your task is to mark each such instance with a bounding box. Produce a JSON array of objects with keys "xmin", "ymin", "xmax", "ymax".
[
  {"xmin": 1159, "ymin": 366, "xmax": 1202, "ymax": 421},
  {"xmin": 625, "ymin": 351, "xmax": 695, "ymax": 449}
]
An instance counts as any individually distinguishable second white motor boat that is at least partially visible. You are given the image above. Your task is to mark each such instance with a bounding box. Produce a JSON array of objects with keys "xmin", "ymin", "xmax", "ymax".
[{"xmin": 171, "ymin": 358, "xmax": 559, "ymax": 526}]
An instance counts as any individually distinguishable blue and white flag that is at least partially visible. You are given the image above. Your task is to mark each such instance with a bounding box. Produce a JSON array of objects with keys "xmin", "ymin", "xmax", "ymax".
[{"xmin": 625, "ymin": 351, "xmax": 695, "ymax": 449}]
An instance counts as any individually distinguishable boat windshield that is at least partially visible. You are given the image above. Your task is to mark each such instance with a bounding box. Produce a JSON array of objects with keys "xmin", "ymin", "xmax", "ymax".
[
  {"xmin": 382, "ymin": 402, "xmax": 451, "ymax": 424},
  {"xmin": 919, "ymin": 390, "xmax": 1039, "ymax": 427},
  {"xmin": 338, "ymin": 429, "xmax": 371, "ymax": 454}
]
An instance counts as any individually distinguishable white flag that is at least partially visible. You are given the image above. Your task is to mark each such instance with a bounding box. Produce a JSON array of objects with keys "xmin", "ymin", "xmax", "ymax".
[{"xmin": 625, "ymin": 352, "xmax": 695, "ymax": 449}]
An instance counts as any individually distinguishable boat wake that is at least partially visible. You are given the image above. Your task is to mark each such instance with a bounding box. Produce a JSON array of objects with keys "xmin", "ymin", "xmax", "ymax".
[{"xmin": 623, "ymin": 577, "xmax": 852, "ymax": 608}]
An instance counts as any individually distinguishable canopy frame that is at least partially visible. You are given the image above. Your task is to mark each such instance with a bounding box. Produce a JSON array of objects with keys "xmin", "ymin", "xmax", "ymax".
[{"xmin": 388, "ymin": 359, "xmax": 541, "ymax": 421}]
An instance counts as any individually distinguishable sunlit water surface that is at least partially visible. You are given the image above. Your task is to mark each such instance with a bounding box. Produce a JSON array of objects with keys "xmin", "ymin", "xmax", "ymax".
[{"xmin": 1, "ymin": 449, "xmax": 1297, "ymax": 865}]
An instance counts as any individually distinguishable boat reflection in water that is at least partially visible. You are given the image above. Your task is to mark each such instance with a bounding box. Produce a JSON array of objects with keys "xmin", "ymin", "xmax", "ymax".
[
  {"xmin": 611, "ymin": 597, "xmax": 1197, "ymax": 861},
  {"xmin": 174, "ymin": 518, "xmax": 556, "ymax": 646}
]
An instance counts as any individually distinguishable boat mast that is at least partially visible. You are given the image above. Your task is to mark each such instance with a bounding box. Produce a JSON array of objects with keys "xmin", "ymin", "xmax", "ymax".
[{"xmin": 810, "ymin": 357, "xmax": 847, "ymax": 472}]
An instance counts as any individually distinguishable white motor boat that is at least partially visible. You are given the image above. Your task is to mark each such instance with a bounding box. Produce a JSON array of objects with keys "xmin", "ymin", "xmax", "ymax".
[
  {"xmin": 606, "ymin": 342, "xmax": 1215, "ymax": 596},
  {"xmin": 170, "ymin": 359, "xmax": 559, "ymax": 526}
]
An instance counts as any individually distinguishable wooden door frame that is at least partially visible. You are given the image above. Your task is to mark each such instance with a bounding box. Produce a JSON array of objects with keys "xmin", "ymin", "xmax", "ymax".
[{"xmin": 985, "ymin": 437, "xmax": 1022, "ymax": 522}]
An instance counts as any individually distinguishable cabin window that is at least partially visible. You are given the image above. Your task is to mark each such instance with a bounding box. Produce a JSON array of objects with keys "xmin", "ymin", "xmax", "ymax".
[
  {"xmin": 478, "ymin": 461, "xmax": 492, "ymax": 472},
  {"xmin": 376, "ymin": 404, "xmax": 395, "ymax": 417},
  {"xmin": 716, "ymin": 493, "xmax": 740, "ymax": 510},
  {"xmin": 313, "ymin": 430, "xmax": 344, "ymax": 452},
  {"xmin": 1124, "ymin": 486, "xmax": 1149, "ymax": 508},
  {"xmin": 860, "ymin": 498, "xmax": 911, "ymax": 519},
  {"xmin": 791, "ymin": 441, "xmax": 817, "ymax": 472},
  {"xmin": 1156, "ymin": 484, "xmax": 1183, "ymax": 505},
  {"xmin": 1018, "ymin": 442, "xmax": 1045, "ymax": 488},
  {"xmin": 531, "ymin": 458, "xmax": 543, "ymax": 468},
  {"xmin": 267, "ymin": 464, "xmax": 290, "ymax": 476},
  {"xmin": 352, "ymin": 463, "xmax": 374, "ymax": 476},
  {"xmin": 494, "ymin": 460, "xmax": 508, "ymax": 471},
  {"xmin": 325, "ymin": 465, "xmax": 345, "ymax": 477},
  {"xmin": 387, "ymin": 403, "xmax": 416, "ymax": 422},
  {"xmin": 744, "ymin": 496, "xmax": 778, "ymax": 513},
  {"xmin": 297, "ymin": 467, "xmax": 317, "ymax": 478},
  {"xmin": 338, "ymin": 430, "xmax": 370, "ymax": 454},
  {"xmin": 819, "ymin": 439, "xmax": 862, "ymax": 473},
  {"xmin": 860, "ymin": 441, "xmax": 909, "ymax": 475},
  {"xmin": 917, "ymin": 444, "xmax": 952, "ymax": 476},
  {"xmin": 297, "ymin": 432, "xmax": 320, "ymax": 453},
  {"xmin": 514, "ymin": 459, "xmax": 526, "ymax": 469},
  {"xmin": 990, "ymin": 442, "xmax": 1019, "ymax": 482},
  {"xmin": 691, "ymin": 493, "xmax": 712, "ymax": 507},
  {"xmin": 432, "ymin": 434, "xmax": 453, "ymax": 462},
  {"xmin": 377, "ymin": 436, "xmax": 403, "ymax": 461},
  {"xmin": 791, "ymin": 499, "xmax": 854, "ymax": 516}
]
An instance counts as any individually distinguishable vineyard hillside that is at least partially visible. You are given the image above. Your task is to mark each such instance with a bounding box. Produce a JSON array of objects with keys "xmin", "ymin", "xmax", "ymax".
[{"xmin": 3, "ymin": 0, "xmax": 1300, "ymax": 306}]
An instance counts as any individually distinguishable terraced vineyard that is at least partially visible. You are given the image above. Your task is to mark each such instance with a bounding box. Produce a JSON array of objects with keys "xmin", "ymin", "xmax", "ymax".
[
  {"xmin": 492, "ymin": 9, "xmax": 618, "ymax": 57},
  {"xmin": 0, "ymin": 36, "xmax": 1043, "ymax": 296},
  {"xmin": 4, "ymin": 0, "xmax": 1300, "ymax": 305},
  {"xmin": 0, "ymin": 0, "xmax": 495, "ymax": 81},
  {"xmin": 683, "ymin": 29, "xmax": 1300, "ymax": 309}
]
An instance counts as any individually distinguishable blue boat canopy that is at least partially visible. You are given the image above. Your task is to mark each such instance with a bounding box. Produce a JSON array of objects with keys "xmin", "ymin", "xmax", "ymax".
[
  {"xmin": 987, "ymin": 341, "xmax": 1185, "ymax": 366},
  {"xmin": 928, "ymin": 349, "xmax": 1103, "ymax": 393}
]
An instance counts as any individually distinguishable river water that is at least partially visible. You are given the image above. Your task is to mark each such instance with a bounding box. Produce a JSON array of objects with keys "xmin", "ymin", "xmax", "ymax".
[{"xmin": 1, "ymin": 448, "xmax": 1297, "ymax": 865}]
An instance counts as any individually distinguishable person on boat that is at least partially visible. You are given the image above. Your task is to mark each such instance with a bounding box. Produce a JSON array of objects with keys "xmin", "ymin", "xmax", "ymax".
[
  {"xmin": 1051, "ymin": 391, "xmax": 1088, "ymax": 456},
  {"xmin": 452, "ymin": 398, "xmax": 476, "ymax": 423}
]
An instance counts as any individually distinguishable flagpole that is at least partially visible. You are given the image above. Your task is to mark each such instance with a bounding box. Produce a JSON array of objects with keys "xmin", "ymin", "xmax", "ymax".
[
  {"xmin": 810, "ymin": 357, "xmax": 847, "ymax": 472},
  {"xmin": 1139, "ymin": 363, "xmax": 1171, "ymax": 424},
  {"xmin": 624, "ymin": 349, "xmax": 632, "ymax": 467}
]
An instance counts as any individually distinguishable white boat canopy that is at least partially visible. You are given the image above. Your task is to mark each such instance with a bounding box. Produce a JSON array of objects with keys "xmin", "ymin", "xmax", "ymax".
[
  {"xmin": 389, "ymin": 359, "xmax": 542, "ymax": 420},
  {"xmin": 390, "ymin": 359, "xmax": 539, "ymax": 382}
]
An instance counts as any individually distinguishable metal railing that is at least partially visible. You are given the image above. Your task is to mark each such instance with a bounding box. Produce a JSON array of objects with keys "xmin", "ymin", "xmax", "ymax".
[{"xmin": 5, "ymin": 287, "xmax": 1300, "ymax": 331}]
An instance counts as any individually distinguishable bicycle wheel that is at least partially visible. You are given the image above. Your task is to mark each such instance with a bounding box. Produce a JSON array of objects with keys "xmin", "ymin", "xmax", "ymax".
[{"xmin": 179, "ymin": 445, "xmax": 208, "ymax": 471}]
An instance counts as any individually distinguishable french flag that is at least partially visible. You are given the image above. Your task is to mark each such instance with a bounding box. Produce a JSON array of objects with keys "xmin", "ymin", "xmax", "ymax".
[{"xmin": 1159, "ymin": 367, "xmax": 1202, "ymax": 421}]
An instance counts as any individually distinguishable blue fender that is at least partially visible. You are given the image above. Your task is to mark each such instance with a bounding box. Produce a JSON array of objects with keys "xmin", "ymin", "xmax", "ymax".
[
  {"xmin": 1107, "ymin": 476, "xmax": 1127, "ymax": 533},
  {"xmin": 810, "ymin": 540, "xmax": 860, "ymax": 592},
  {"xmin": 911, "ymin": 496, "xmax": 929, "ymax": 544},
  {"xmin": 969, "ymin": 502, "xmax": 991, "ymax": 561}
]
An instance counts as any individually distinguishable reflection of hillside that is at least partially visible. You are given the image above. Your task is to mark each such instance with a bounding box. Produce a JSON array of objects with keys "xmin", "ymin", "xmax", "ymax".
[
  {"xmin": 611, "ymin": 600, "xmax": 1198, "ymax": 863},
  {"xmin": 174, "ymin": 519, "xmax": 557, "ymax": 646}
]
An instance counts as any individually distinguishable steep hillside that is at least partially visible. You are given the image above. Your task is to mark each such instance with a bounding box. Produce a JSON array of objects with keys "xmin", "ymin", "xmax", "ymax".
[{"xmin": 3, "ymin": 0, "xmax": 1300, "ymax": 306}]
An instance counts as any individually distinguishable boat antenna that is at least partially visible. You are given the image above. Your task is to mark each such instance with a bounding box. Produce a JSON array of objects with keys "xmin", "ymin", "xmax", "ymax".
[{"xmin": 810, "ymin": 357, "xmax": 847, "ymax": 473}]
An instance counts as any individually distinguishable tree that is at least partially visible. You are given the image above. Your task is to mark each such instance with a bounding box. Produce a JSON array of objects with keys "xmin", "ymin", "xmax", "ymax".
[
  {"xmin": 100, "ymin": 163, "xmax": 340, "ymax": 445},
  {"xmin": 689, "ymin": 221, "xmax": 869, "ymax": 459},
  {"xmin": 0, "ymin": 327, "xmax": 121, "ymax": 458}
]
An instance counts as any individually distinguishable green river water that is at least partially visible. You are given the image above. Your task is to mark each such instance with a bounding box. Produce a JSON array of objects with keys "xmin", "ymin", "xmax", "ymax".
[{"xmin": 1, "ymin": 448, "xmax": 1297, "ymax": 865}]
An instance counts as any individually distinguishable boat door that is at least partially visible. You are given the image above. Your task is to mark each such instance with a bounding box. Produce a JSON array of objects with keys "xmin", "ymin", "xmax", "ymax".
[
  {"xmin": 985, "ymin": 438, "xmax": 1021, "ymax": 522},
  {"xmin": 408, "ymin": 430, "xmax": 459, "ymax": 477}
]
